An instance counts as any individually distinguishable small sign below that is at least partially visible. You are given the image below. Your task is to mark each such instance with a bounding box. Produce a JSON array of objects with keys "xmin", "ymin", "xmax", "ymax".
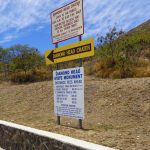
[
  {"xmin": 45, "ymin": 38, "xmax": 94, "ymax": 65},
  {"xmin": 51, "ymin": 0, "xmax": 84, "ymax": 43},
  {"xmin": 53, "ymin": 67, "xmax": 84, "ymax": 119}
]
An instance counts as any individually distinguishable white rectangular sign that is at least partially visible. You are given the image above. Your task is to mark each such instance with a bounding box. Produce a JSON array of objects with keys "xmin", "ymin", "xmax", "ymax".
[
  {"xmin": 51, "ymin": 0, "xmax": 84, "ymax": 43},
  {"xmin": 53, "ymin": 67, "xmax": 84, "ymax": 119}
]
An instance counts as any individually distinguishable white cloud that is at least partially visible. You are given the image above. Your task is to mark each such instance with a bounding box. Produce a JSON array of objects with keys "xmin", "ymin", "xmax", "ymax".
[
  {"xmin": 0, "ymin": 35, "xmax": 18, "ymax": 44},
  {"xmin": 0, "ymin": 0, "xmax": 150, "ymax": 44},
  {"xmin": 83, "ymin": 0, "xmax": 150, "ymax": 39}
]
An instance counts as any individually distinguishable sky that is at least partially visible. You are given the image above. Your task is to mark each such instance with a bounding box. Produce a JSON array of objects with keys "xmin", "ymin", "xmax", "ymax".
[{"xmin": 0, "ymin": 0, "xmax": 150, "ymax": 54}]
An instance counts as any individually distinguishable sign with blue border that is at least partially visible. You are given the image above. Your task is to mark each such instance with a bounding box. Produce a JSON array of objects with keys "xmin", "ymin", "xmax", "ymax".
[{"xmin": 53, "ymin": 67, "xmax": 84, "ymax": 119}]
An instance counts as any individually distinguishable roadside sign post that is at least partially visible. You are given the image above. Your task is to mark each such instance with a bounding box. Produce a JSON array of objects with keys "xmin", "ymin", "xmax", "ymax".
[
  {"xmin": 55, "ymin": 43, "xmax": 61, "ymax": 125},
  {"xmin": 45, "ymin": 0, "xmax": 94, "ymax": 129},
  {"xmin": 49, "ymin": 38, "xmax": 94, "ymax": 128},
  {"xmin": 78, "ymin": 35, "xmax": 83, "ymax": 129}
]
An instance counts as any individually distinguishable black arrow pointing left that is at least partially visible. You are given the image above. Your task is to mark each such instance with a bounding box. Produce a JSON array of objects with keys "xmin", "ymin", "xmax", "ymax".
[{"xmin": 47, "ymin": 50, "xmax": 54, "ymax": 62}]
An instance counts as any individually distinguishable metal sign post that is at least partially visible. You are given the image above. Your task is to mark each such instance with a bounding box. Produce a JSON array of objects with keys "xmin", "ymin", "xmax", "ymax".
[
  {"xmin": 78, "ymin": 35, "xmax": 83, "ymax": 129},
  {"xmin": 45, "ymin": 0, "xmax": 94, "ymax": 130},
  {"xmin": 55, "ymin": 43, "xmax": 61, "ymax": 125}
]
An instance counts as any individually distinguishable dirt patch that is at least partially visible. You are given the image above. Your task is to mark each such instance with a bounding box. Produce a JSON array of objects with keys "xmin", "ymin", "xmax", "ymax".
[{"xmin": 0, "ymin": 76, "xmax": 150, "ymax": 150}]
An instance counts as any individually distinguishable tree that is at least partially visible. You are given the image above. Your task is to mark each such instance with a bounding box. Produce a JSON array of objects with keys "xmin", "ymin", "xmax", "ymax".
[
  {"xmin": 9, "ymin": 45, "xmax": 43, "ymax": 74},
  {"xmin": 0, "ymin": 47, "xmax": 11, "ymax": 79},
  {"xmin": 97, "ymin": 27, "xmax": 124, "ymax": 61}
]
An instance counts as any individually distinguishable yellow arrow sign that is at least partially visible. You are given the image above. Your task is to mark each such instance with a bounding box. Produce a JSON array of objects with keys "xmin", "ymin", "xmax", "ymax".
[{"xmin": 45, "ymin": 38, "xmax": 94, "ymax": 65}]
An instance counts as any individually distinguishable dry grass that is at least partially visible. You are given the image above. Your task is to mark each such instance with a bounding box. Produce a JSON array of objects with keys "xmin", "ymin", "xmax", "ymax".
[
  {"xmin": 84, "ymin": 58, "xmax": 150, "ymax": 79},
  {"xmin": 134, "ymin": 65, "xmax": 150, "ymax": 77},
  {"xmin": 10, "ymin": 70, "xmax": 52, "ymax": 83}
]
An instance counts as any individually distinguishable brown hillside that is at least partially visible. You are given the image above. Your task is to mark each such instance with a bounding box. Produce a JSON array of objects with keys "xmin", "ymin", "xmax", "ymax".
[
  {"xmin": 0, "ymin": 77, "xmax": 150, "ymax": 150},
  {"xmin": 128, "ymin": 19, "xmax": 150, "ymax": 34}
]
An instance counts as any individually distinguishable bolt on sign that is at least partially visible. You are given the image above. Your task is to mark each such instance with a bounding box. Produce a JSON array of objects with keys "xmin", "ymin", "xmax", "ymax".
[
  {"xmin": 45, "ymin": 38, "xmax": 94, "ymax": 65},
  {"xmin": 51, "ymin": 0, "xmax": 84, "ymax": 43},
  {"xmin": 53, "ymin": 67, "xmax": 84, "ymax": 119}
]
